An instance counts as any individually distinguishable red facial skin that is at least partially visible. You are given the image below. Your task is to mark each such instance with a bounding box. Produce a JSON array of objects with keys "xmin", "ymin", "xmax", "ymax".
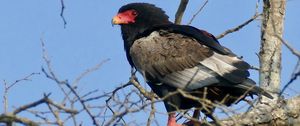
[{"xmin": 112, "ymin": 9, "xmax": 138, "ymax": 25}]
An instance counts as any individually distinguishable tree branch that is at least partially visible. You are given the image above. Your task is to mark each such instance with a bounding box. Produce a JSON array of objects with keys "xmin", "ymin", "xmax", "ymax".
[
  {"xmin": 0, "ymin": 114, "xmax": 39, "ymax": 126},
  {"xmin": 187, "ymin": 0, "xmax": 208, "ymax": 25},
  {"xmin": 278, "ymin": 37, "xmax": 300, "ymax": 58},
  {"xmin": 175, "ymin": 0, "xmax": 189, "ymax": 24},
  {"xmin": 60, "ymin": 0, "xmax": 67, "ymax": 28},
  {"xmin": 130, "ymin": 76, "xmax": 158, "ymax": 100},
  {"xmin": 13, "ymin": 94, "xmax": 51, "ymax": 115},
  {"xmin": 216, "ymin": 13, "xmax": 262, "ymax": 39},
  {"xmin": 280, "ymin": 59, "xmax": 300, "ymax": 95},
  {"xmin": 217, "ymin": 95, "xmax": 300, "ymax": 125},
  {"xmin": 276, "ymin": 35, "xmax": 300, "ymax": 96}
]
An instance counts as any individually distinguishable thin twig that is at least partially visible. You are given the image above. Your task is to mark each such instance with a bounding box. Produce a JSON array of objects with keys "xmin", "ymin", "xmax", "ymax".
[
  {"xmin": 85, "ymin": 83, "xmax": 131, "ymax": 102},
  {"xmin": 7, "ymin": 73, "xmax": 40, "ymax": 90},
  {"xmin": 13, "ymin": 93, "xmax": 51, "ymax": 115},
  {"xmin": 280, "ymin": 59, "xmax": 300, "ymax": 95},
  {"xmin": 216, "ymin": 13, "xmax": 262, "ymax": 39},
  {"xmin": 73, "ymin": 59, "xmax": 109, "ymax": 87},
  {"xmin": 24, "ymin": 109, "xmax": 50, "ymax": 124},
  {"xmin": 276, "ymin": 36, "xmax": 300, "ymax": 95},
  {"xmin": 60, "ymin": 0, "xmax": 67, "ymax": 28},
  {"xmin": 12, "ymin": 93, "xmax": 77, "ymax": 115},
  {"xmin": 64, "ymin": 82, "xmax": 100, "ymax": 126},
  {"xmin": 3, "ymin": 80, "xmax": 8, "ymax": 113},
  {"xmin": 187, "ymin": 0, "xmax": 209, "ymax": 25},
  {"xmin": 216, "ymin": 0, "xmax": 260, "ymax": 39},
  {"xmin": 45, "ymin": 98, "xmax": 78, "ymax": 114},
  {"xmin": 2, "ymin": 72, "xmax": 40, "ymax": 113},
  {"xmin": 41, "ymin": 38, "xmax": 71, "ymax": 103},
  {"xmin": 104, "ymin": 83, "xmax": 132, "ymax": 125},
  {"xmin": 41, "ymin": 38, "xmax": 99, "ymax": 125},
  {"xmin": 104, "ymin": 91, "xmax": 179, "ymax": 126},
  {"xmin": 45, "ymin": 99, "xmax": 63, "ymax": 126},
  {"xmin": 279, "ymin": 37, "xmax": 300, "ymax": 58},
  {"xmin": 62, "ymin": 59, "xmax": 109, "ymax": 104},
  {"xmin": 146, "ymin": 95, "xmax": 155, "ymax": 126}
]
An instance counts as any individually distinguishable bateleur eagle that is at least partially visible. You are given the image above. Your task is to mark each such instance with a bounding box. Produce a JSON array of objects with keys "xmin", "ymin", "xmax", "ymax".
[{"xmin": 112, "ymin": 3, "xmax": 272, "ymax": 126}]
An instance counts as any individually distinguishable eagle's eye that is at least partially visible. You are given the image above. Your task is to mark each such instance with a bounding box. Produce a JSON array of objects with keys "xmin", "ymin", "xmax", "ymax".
[{"xmin": 131, "ymin": 10, "xmax": 138, "ymax": 16}]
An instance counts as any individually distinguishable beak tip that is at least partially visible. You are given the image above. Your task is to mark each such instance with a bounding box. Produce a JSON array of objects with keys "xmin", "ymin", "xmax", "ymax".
[{"xmin": 111, "ymin": 19, "xmax": 115, "ymax": 27}]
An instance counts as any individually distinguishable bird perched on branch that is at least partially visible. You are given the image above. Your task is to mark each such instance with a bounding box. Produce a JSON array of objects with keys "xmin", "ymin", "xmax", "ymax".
[{"xmin": 112, "ymin": 3, "xmax": 272, "ymax": 126}]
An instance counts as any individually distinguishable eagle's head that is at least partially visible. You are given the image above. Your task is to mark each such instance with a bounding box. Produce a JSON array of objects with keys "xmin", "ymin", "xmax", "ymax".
[
  {"xmin": 112, "ymin": 3, "xmax": 172, "ymax": 46},
  {"xmin": 112, "ymin": 3, "xmax": 170, "ymax": 26}
]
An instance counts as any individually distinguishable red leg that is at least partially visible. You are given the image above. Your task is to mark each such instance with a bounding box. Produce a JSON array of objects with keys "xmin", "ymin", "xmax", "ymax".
[{"xmin": 167, "ymin": 112, "xmax": 182, "ymax": 126}]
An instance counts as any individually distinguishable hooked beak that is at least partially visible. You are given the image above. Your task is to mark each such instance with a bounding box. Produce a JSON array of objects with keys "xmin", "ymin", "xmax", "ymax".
[
  {"xmin": 112, "ymin": 12, "xmax": 135, "ymax": 26},
  {"xmin": 112, "ymin": 15, "xmax": 123, "ymax": 26}
]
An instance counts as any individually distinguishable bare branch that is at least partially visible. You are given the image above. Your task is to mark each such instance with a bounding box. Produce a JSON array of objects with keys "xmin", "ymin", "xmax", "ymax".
[
  {"xmin": 72, "ymin": 59, "xmax": 109, "ymax": 87},
  {"xmin": 103, "ymin": 91, "xmax": 179, "ymax": 126},
  {"xmin": 12, "ymin": 93, "xmax": 77, "ymax": 116},
  {"xmin": 0, "ymin": 114, "xmax": 39, "ymax": 126},
  {"xmin": 64, "ymin": 81, "xmax": 100, "ymax": 126},
  {"xmin": 62, "ymin": 59, "xmax": 110, "ymax": 104},
  {"xmin": 279, "ymin": 37, "xmax": 300, "ymax": 58},
  {"xmin": 146, "ymin": 96, "xmax": 155, "ymax": 126},
  {"xmin": 7, "ymin": 72, "xmax": 40, "ymax": 90},
  {"xmin": 13, "ymin": 94, "xmax": 51, "ymax": 115},
  {"xmin": 175, "ymin": 0, "xmax": 189, "ymax": 24},
  {"xmin": 83, "ymin": 83, "xmax": 131, "ymax": 103},
  {"xmin": 60, "ymin": 0, "xmax": 67, "ymax": 28},
  {"xmin": 45, "ymin": 100, "xmax": 63, "ymax": 126},
  {"xmin": 216, "ymin": 13, "xmax": 262, "ymax": 39},
  {"xmin": 41, "ymin": 38, "xmax": 104, "ymax": 126},
  {"xmin": 187, "ymin": 0, "xmax": 208, "ymax": 25},
  {"xmin": 274, "ymin": 36, "xmax": 300, "ymax": 95},
  {"xmin": 41, "ymin": 38, "xmax": 71, "ymax": 103},
  {"xmin": 2, "ymin": 80, "xmax": 8, "ymax": 113},
  {"xmin": 280, "ymin": 59, "xmax": 300, "ymax": 95},
  {"xmin": 130, "ymin": 76, "xmax": 158, "ymax": 100},
  {"xmin": 24, "ymin": 109, "xmax": 51, "ymax": 124},
  {"xmin": 2, "ymin": 72, "xmax": 40, "ymax": 113},
  {"xmin": 45, "ymin": 97, "xmax": 78, "ymax": 114}
]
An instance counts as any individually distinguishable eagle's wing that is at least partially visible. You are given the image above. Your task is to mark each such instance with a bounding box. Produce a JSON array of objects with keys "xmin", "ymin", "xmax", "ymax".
[
  {"xmin": 137, "ymin": 24, "xmax": 234, "ymax": 55},
  {"xmin": 130, "ymin": 29, "xmax": 250, "ymax": 90}
]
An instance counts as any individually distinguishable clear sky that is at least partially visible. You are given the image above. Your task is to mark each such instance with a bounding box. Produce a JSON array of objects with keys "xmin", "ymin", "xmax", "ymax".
[{"xmin": 0, "ymin": 0, "xmax": 299, "ymax": 125}]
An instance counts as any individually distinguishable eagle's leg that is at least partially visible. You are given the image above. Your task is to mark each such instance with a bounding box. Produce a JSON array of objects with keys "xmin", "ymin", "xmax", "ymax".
[{"xmin": 167, "ymin": 112, "xmax": 182, "ymax": 126}]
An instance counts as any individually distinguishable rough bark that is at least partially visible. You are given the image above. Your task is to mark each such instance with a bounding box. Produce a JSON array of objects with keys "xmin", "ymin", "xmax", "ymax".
[
  {"xmin": 220, "ymin": 96, "xmax": 300, "ymax": 126},
  {"xmin": 259, "ymin": 0, "xmax": 285, "ymax": 95},
  {"xmin": 258, "ymin": 0, "xmax": 286, "ymax": 123},
  {"xmin": 254, "ymin": 0, "xmax": 287, "ymax": 124}
]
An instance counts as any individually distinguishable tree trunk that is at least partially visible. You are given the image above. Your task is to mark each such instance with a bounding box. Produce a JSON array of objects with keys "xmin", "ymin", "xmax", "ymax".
[
  {"xmin": 259, "ymin": 0, "xmax": 285, "ymax": 96},
  {"xmin": 221, "ymin": 1, "xmax": 300, "ymax": 125}
]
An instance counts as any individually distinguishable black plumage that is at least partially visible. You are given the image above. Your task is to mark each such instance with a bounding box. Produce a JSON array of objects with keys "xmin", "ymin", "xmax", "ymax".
[{"xmin": 112, "ymin": 3, "xmax": 272, "ymax": 125}]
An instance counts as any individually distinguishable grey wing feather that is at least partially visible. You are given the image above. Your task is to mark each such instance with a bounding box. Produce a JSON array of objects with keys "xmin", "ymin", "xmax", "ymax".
[
  {"xmin": 161, "ymin": 65, "xmax": 220, "ymax": 90},
  {"xmin": 199, "ymin": 52, "xmax": 250, "ymax": 83},
  {"xmin": 130, "ymin": 30, "xmax": 251, "ymax": 89}
]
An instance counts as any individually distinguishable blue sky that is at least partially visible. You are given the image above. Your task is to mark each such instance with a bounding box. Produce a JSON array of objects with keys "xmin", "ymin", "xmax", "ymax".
[{"xmin": 0, "ymin": 0, "xmax": 299, "ymax": 125}]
